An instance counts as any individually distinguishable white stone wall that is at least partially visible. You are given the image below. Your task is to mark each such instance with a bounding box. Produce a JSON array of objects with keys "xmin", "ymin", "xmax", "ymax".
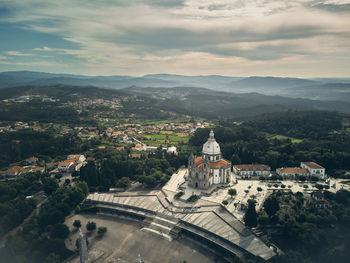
[{"xmin": 301, "ymin": 163, "xmax": 325, "ymax": 177}]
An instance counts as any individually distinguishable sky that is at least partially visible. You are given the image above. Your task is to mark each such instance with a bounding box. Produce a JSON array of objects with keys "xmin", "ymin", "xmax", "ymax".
[{"xmin": 0, "ymin": 0, "xmax": 350, "ymax": 77}]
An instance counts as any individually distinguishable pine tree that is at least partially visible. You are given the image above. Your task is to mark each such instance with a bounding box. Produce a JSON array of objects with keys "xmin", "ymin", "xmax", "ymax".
[{"xmin": 244, "ymin": 199, "xmax": 258, "ymax": 227}]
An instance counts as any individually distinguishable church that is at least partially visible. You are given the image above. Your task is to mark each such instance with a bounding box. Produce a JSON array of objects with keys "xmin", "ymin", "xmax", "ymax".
[{"xmin": 188, "ymin": 130, "xmax": 231, "ymax": 189}]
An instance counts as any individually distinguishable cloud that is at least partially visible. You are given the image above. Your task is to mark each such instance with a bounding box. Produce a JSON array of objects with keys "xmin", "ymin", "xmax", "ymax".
[
  {"xmin": 5, "ymin": 50, "xmax": 34, "ymax": 56},
  {"xmin": 0, "ymin": 0, "xmax": 350, "ymax": 76}
]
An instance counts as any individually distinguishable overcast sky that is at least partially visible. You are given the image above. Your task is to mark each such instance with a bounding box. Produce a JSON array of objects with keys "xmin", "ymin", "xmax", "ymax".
[{"xmin": 0, "ymin": 0, "xmax": 350, "ymax": 77}]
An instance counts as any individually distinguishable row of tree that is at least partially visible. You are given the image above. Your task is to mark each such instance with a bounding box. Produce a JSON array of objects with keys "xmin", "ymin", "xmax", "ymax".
[{"xmin": 79, "ymin": 149, "xmax": 188, "ymax": 190}]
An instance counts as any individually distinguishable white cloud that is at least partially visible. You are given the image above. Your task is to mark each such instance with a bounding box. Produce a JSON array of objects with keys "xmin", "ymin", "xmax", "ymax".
[
  {"xmin": 5, "ymin": 50, "xmax": 34, "ymax": 56},
  {"xmin": 1, "ymin": 0, "xmax": 350, "ymax": 76}
]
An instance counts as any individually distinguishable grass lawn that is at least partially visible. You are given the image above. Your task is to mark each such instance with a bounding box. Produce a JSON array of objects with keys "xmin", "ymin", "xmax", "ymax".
[
  {"xmin": 268, "ymin": 134, "xmax": 303, "ymax": 143},
  {"xmin": 142, "ymin": 133, "xmax": 189, "ymax": 146}
]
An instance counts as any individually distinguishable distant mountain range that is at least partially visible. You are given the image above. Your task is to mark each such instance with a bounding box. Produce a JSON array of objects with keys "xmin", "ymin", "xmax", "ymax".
[
  {"xmin": 1, "ymin": 70, "xmax": 350, "ymax": 102},
  {"xmin": 121, "ymin": 86, "xmax": 350, "ymax": 118},
  {"xmin": 1, "ymin": 84, "xmax": 350, "ymax": 120}
]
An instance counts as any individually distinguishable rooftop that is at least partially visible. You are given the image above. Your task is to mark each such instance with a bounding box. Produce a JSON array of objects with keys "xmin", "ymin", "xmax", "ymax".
[
  {"xmin": 302, "ymin": 162, "xmax": 324, "ymax": 169},
  {"xmin": 277, "ymin": 167, "xmax": 309, "ymax": 174},
  {"xmin": 233, "ymin": 164, "xmax": 270, "ymax": 171}
]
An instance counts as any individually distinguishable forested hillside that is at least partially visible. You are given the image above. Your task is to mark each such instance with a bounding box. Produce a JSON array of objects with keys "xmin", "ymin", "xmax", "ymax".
[{"xmin": 190, "ymin": 111, "xmax": 350, "ymax": 173}]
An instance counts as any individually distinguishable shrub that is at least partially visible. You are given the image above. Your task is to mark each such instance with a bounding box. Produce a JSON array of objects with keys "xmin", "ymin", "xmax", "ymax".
[
  {"xmin": 315, "ymin": 184, "xmax": 324, "ymax": 190},
  {"xmin": 228, "ymin": 188, "xmax": 237, "ymax": 197},
  {"xmin": 174, "ymin": 191, "xmax": 184, "ymax": 199},
  {"xmin": 97, "ymin": 226, "xmax": 107, "ymax": 236},
  {"xmin": 86, "ymin": 221, "xmax": 96, "ymax": 232},
  {"xmin": 186, "ymin": 195, "xmax": 199, "ymax": 202},
  {"xmin": 73, "ymin": 219, "xmax": 81, "ymax": 228}
]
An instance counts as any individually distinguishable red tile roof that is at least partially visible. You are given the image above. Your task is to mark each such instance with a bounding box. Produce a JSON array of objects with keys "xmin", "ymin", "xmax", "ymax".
[
  {"xmin": 193, "ymin": 156, "xmax": 230, "ymax": 168},
  {"xmin": 68, "ymin": 154, "xmax": 82, "ymax": 159},
  {"xmin": 58, "ymin": 159, "xmax": 75, "ymax": 167},
  {"xmin": 8, "ymin": 166, "xmax": 23, "ymax": 173},
  {"xmin": 233, "ymin": 164, "xmax": 270, "ymax": 171},
  {"xmin": 26, "ymin": 157, "xmax": 38, "ymax": 162},
  {"xmin": 302, "ymin": 162, "xmax": 324, "ymax": 169},
  {"xmin": 209, "ymin": 159, "xmax": 230, "ymax": 168}
]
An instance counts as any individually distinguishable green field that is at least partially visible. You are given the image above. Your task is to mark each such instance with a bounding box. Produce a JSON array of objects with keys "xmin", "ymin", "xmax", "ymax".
[
  {"xmin": 142, "ymin": 133, "xmax": 189, "ymax": 146},
  {"xmin": 268, "ymin": 134, "xmax": 303, "ymax": 143}
]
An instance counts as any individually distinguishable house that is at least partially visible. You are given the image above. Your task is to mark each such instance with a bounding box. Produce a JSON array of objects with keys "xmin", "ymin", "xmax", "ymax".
[
  {"xmin": 161, "ymin": 146, "xmax": 178, "ymax": 155},
  {"xmin": 6, "ymin": 166, "xmax": 24, "ymax": 176},
  {"xmin": 135, "ymin": 143, "xmax": 145, "ymax": 151},
  {"xmin": 276, "ymin": 167, "xmax": 309, "ymax": 178},
  {"xmin": 301, "ymin": 162, "xmax": 325, "ymax": 178},
  {"xmin": 145, "ymin": 146, "xmax": 157, "ymax": 152},
  {"xmin": 34, "ymin": 167, "xmax": 45, "ymax": 173},
  {"xmin": 67, "ymin": 154, "xmax": 86, "ymax": 163},
  {"xmin": 233, "ymin": 164, "xmax": 271, "ymax": 178},
  {"xmin": 25, "ymin": 156, "xmax": 38, "ymax": 164},
  {"xmin": 58, "ymin": 159, "xmax": 76, "ymax": 173},
  {"xmin": 308, "ymin": 191, "xmax": 328, "ymax": 208}
]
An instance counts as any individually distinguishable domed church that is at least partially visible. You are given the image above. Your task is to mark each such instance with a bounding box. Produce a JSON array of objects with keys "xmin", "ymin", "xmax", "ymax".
[{"xmin": 188, "ymin": 130, "xmax": 231, "ymax": 189}]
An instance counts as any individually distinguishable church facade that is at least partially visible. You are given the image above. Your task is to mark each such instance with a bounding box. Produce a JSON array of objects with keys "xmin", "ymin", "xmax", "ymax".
[{"xmin": 188, "ymin": 130, "xmax": 231, "ymax": 189}]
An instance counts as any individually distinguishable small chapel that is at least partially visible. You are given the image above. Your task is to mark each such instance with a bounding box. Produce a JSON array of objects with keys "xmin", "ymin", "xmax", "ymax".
[{"xmin": 188, "ymin": 129, "xmax": 231, "ymax": 189}]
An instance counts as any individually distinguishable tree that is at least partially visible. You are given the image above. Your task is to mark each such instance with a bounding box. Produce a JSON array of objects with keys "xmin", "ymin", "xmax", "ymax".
[
  {"xmin": 46, "ymin": 253, "xmax": 60, "ymax": 263},
  {"xmin": 50, "ymin": 223, "xmax": 69, "ymax": 239},
  {"xmin": 42, "ymin": 177, "xmax": 58, "ymax": 195},
  {"xmin": 86, "ymin": 221, "xmax": 96, "ymax": 232},
  {"xmin": 222, "ymin": 200, "xmax": 228, "ymax": 205},
  {"xmin": 73, "ymin": 219, "xmax": 81, "ymax": 229},
  {"xmin": 244, "ymin": 199, "xmax": 258, "ymax": 227},
  {"xmin": 97, "ymin": 226, "xmax": 107, "ymax": 236},
  {"xmin": 264, "ymin": 195, "xmax": 280, "ymax": 217},
  {"xmin": 228, "ymin": 188, "xmax": 237, "ymax": 198},
  {"xmin": 115, "ymin": 177, "xmax": 131, "ymax": 188}
]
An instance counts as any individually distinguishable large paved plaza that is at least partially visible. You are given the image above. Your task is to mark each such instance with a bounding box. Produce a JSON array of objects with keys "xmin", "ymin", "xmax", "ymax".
[{"xmin": 65, "ymin": 214, "xmax": 223, "ymax": 263}]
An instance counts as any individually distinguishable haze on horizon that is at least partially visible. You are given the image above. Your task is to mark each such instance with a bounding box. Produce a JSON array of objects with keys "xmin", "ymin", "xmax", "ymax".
[{"xmin": 0, "ymin": 0, "xmax": 350, "ymax": 78}]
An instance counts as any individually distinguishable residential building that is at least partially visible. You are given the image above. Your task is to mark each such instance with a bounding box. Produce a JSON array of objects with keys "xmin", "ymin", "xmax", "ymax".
[
  {"xmin": 233, "ymin": 164, "xmax": 271, "ymax": 178},
  {"xmin": 276, "ymin": 167, "xmax": 309, "ymax": 178},
  {"xmin": 58, "ymin": 159, "xmax": 76, "ymax": 173},
  {"xmin": 301, "ymin": 162, "xmax": 325, "ymax": 178},
  {"xmin": 67, "ymin": 154, "xmax": 86, "ymax": 163},
  {"xmin": 308, "ymin": 191, "xmax": 328, "ymax": 208},
  {"xmin": 25, "ymin": 156, "xmax": 38, "ymax": 164}
]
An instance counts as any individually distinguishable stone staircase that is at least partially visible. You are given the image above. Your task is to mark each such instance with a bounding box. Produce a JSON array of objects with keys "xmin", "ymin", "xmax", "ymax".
[{"xmin": 141, "ymin": 215, "xmax": 179, "ymax": 242}]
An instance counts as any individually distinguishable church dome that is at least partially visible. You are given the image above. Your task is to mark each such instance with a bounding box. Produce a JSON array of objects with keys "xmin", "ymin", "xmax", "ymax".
[{"xmin": 202, "ymin": 130, "xmax": 221, "ymax": 155}]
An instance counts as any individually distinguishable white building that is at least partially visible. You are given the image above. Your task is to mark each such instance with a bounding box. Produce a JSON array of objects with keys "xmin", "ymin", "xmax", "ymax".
[
  {"xmin": 58, "ymin": 159, "xmax": 76, "ymax": 173},
  {"xmin": 162, "ymin": 146, "xmax": 177, "ymax": 155},
  {"xmin": 233, "ymin": 164, "xmax": 271, "ymax": 178},
  {"xmin": 276, "ymin": 167, "xmax": 309, "ymax": 178},
  {"xmin": 67, "ymin": 154, "xmax": 86, "ymax": 163},
  {"xmin": 301, "ymin": 162, "xmax": 325, "ymax": 178}
]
